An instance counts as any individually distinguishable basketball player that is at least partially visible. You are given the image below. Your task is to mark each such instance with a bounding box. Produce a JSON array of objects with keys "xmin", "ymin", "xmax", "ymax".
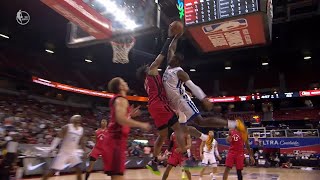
[
  {"xmin": 85, "ymin": 119, "xmax": 108, "ymax": 180},
  {"xmin": 103, "ymin": 77, "xmax": 151, "ymax": 180},
  {"xmin": 0, "ymin": 132, "xmax": 19, "ymax": 180},
  {"xmin": 136, "ymin": 35, "xmax": 192, "ymax": 174},
  {"xmin": 199, "ymin": 131, "xmax": 222, "ymax": 180},
  {"xmin": 162, "ymin": 132, "xmax": 192, "ymax": 180},
  {"xmin": 163, "ymin": 30, "xmax": 248, "ymax": 139},
  {"xmin": 42, "ymin": 115, "xmax": 85, "ymax": 180},
  {"xmin": 223, "ymin": 128, "xmax": 255, "ymax": 180}
]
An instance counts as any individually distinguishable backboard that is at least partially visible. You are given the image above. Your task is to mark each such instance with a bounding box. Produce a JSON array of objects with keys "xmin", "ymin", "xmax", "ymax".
[{"xmin": 66, "ymin": 0, "xmax": 161, "ymax": 48}]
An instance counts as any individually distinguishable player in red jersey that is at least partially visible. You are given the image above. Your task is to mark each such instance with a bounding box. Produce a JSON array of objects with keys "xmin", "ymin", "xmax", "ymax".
[
  {"xmin": 103, "ymin": 77, "xmax": 151, "ymax": 180},
  {"xmin": 85, "ymin": 119, "xmax": 108, "ymax": 180},
  {"xmin": 136, "ymin": 34, "xmax": 208, "ymax": 175},
  {"xmin": 162, "ymin": 132, "xmax": 192, "ymax": 180},
  {"xmin": 223, "ymin": 128, "xmax": 255, "ymax": 180}
]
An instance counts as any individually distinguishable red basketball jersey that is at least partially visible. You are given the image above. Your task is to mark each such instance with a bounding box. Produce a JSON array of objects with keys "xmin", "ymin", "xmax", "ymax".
[
  {"xmin": 171, "ymin": 132, "xmax": 188, "ymax": 152},
  {"xmin": 144, "ymin": 74, "xmax": 169, "ymax": 105},
  {"xmin": 229, "ymin": 129, "xmax": 244, "ymax": 153},
  {"xmin": 95, "ymin": 128, "xmax": 108, "ymax": 149},
  {"xmin": 106, "ymin": 95, "xmax": 131, "ymax": 140}
]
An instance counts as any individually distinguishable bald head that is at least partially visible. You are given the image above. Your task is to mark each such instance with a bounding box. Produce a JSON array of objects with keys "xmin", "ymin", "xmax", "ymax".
[{"xmin": 70, "ymin": 115, "xmax": 82, "ymax": 126}]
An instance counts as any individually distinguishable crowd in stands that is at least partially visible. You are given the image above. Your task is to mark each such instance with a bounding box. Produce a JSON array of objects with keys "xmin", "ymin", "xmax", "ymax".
[{"xmin": 0, "ymin": 92, "xmax": 319, "ymax": 158}]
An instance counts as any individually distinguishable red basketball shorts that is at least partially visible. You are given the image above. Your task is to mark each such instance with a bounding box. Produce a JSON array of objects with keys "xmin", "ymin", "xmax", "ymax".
[
  {"xmin": 167, "ymin": 152, "xmax": 186, "ymax": 167},
  {"xmin": 148, "ymin": 102, "xmax": 177, "ymax": 130},
  {"xmin": 103, "ymin": 137, "xmax": 127, "ymax": 176},
  {"xmin": 89, "ymin": 147, "xmax": 103, "ymax": 160},
  {"xmin": 225, "ymin": 151, "xmax": 245, "ymax": 170}
]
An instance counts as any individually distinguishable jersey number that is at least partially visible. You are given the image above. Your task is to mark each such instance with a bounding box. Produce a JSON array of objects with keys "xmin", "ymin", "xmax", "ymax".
[{"xmin": 232, "ymin": 135, "xmax": 239, "ymax": 141}]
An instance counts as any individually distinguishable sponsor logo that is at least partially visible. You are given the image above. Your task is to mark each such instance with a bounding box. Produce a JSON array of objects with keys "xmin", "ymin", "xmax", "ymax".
[
  {"xmin": 16, "ymin": 10, "xmax": 30, "ymax": 25},
  {"xmin": 27, "ymin": 162, "xmax": 46, "ymax": 171},
  {"xmin": 176, "ymin": 0, "xmax": 184, "ymax": 20},
  {"xmin": 125, "ymin": 160, "xmax": 131, "ymax": 165},
  {"xmin": 202, "ymin": 19, "xmax": 248, "ymax": 34},
  {"xmin": 136, "ymin": 160, "xmax": 144, "ymax": 165}
]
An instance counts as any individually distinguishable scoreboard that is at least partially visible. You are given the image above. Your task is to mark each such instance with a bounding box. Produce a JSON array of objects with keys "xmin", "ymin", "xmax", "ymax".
[
  {"xmin": 183, "ymin": 0, "xmax": 273, "ymax": 53},
  {"xmin": 185, "ymin": 0, "xmax": 259, "ymax": 26}
]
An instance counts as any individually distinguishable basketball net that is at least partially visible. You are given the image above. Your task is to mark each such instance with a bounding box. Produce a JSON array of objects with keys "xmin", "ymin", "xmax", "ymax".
[{"xmin": 110, "ymin": 36, "xmax": 135, "ymax": 64}]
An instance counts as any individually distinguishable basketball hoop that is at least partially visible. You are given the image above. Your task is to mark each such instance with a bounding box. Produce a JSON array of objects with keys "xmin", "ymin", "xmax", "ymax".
[{"xmin": 110, "ymin": 35, "xmax": 135, "ymax": 64}]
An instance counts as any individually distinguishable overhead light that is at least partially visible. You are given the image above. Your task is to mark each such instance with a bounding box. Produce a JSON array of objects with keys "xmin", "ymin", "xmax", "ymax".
[
  {"xmin": 190, "ymin": 69, "xmax": 196, "ymax": 72},
  {"xmin": 225, "ymin": 66, "xmax": 231, "ymax": 70},
  {"xmin": 262, "ymin": 62, "xmax": 269, "ymax": 66},
  {"xmin": 304, "ymin": 56, "xmax": 311, "ymax": 60},
  {"xmin": 0, "ymin": 34, "xmax": 9, "ymax": 39},
  {"xmin": 274, "ymin": 91, "xmax": 277, "ymax": 94},
  {"xmin": 96, "ymin": 0, "xmax": 139, "ymax": 30},
  {"xmin": 157, "ymin": 68, "xmax": 162, "ymax": 71},
  {"xmin": 45, "ymin": 49, "xmax": 54, "ymax": 54},
  {"xmin": 85, "ymin": 59, "xmax": 92, "ymax": 63}
]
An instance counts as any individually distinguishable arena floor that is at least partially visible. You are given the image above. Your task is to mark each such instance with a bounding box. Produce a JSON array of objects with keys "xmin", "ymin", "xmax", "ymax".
[{"xmin": 27, "ymin": 167, "xmax": 320, "ymax": 180}]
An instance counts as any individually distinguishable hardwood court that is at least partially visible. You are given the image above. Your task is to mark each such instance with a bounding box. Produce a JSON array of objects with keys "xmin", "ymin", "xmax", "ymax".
[{"xmin": 27, "ymin": 167, "xmax": 320, "ymax": 180}]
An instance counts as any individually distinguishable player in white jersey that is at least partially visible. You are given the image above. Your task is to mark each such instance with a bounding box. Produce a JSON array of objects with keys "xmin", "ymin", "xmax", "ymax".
[
  {"xmin": 162, "ymin": 31, "xmax": 248, "ymax": 140},
  {"xmin": 199, "ymin": 131, "xmax": 221, "ymax": 180},
  {"xmin": 42, "ymin": 115, "xmax": 85, "ymax": 180}
]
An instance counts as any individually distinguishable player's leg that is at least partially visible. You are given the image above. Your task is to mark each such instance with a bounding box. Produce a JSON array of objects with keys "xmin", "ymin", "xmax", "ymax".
[
  {"xmin": 85, "ymin": 158, "xmax": 96, "ymax": 180},
  {"xmin": 235, "ymin": 154, "xmax": 245, "ymax": 180},
  {"xmin": 184, "ymin": 169, "xmax": 192, "ymax": 180},
  {"xmin": 111, "ymin": 175, "xmax": 124, "ymax": 180},
  {"xmin": 236, "ymin": 170, "xmax": 243, "ymax": 180},
  {"xmin": 222, "ymin": 167, "xmax": 231, "ymax": 180},
  {"xmin": 209, "ymin": 155, "xmax": 218, "ymax": 180},
  {"xmin": 86, "ymin": 148, "xmax": 100, "ymax": 180},
  {"xmin": 170, "ymin": 118, "xmax": 187, "ymax": 153},
  {"xmin": 199, "ymin": 166, "xmax": 207, "ymax": 180},
  {"xmin": 162, "ymin": 165, "xmax": 173, "ymax": 180},
  {"xmin": 43, "ymin": 153, "xmax": 67, "ymax": 180},
  {"xmin": 70, "ymin": 154, "xmax": 83, "ymax": 180},
  {"xmin": 146, "ymin": 127, "xmax": 167, "ymax": 175},
  {"xmin": 42, "ymin": 169, "xmax": 56, "ymax": 180},
  {"xmin": 73, "ymin": 165, "xmax": 83, "ymax": 180}
]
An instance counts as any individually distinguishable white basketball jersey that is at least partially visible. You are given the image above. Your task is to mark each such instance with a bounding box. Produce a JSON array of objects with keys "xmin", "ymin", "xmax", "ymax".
[
  {"xmin": 203, "ymin": 139, "xmax": 218, "ymax": 154},
  {"xmin": 60, "ymin": 124, "xmax": 83, "ymax": 153},
  {"xmin": 163, "ymin": 66, "xmax": 190, "ymax": 102}
]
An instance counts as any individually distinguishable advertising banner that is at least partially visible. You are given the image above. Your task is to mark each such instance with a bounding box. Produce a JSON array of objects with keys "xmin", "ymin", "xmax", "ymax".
[{"xmin": 216, "ymin": 138, "xmax": 320, "ymax": 154}]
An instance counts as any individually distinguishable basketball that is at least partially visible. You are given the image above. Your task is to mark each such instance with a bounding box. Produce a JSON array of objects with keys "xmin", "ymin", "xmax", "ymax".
[{"xmin": 170, "ymin": 21, "xmax": 184, "ymax": 36}]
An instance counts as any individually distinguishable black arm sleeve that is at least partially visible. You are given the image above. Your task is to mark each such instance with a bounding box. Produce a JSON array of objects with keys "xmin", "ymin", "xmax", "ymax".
[{"xmin": 160, "ymin": 37, "xmax": 173, "ymax": 56}]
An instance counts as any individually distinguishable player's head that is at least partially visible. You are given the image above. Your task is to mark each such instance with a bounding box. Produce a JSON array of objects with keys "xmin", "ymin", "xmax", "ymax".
[
  {"xmin": 101, "ymin": 119, "xmax": 108, "ymax": 128},
  {"xmin": 168, "ymin": 52, "xmax": 184, "ymax": 67},
  {"xmin": 208, "ymin": 130, "xmax": 214, "ymax": 137},
  {"xmin": 70, "ymin": 115, "xmax": 82, "ymax": 126},
  {"xmin": 108, "ymin": 77, "xmax": 129, "ymax": 94},
  {"xmin": 136, "ymin": 64, "xmax": 149, "ymax": 82}
]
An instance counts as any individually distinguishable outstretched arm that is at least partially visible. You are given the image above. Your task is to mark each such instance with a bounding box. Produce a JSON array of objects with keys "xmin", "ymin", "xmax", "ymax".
[
  {"xmin": 167, "ymin": 34, "xmax": 182, "ymax": 64},
  {"xmin": 148, "ymin": 37, "xmax": 173, "ymax": 75},
  {"xmin": 114, "ymin": 97, "xmax": 150, "ymax": 130}
]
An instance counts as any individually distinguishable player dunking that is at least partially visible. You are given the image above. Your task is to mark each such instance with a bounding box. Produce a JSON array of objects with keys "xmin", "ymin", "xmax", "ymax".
[
  {"xmin": 199, "ymin": 131, "xmax": 222, "ymax": 180},
  {"xmin": 136, "ymin": 35, "xmax": 191, "ymax": 175},
  {"xmin": 163, "ymin": 25, "xmax": 248, "ymax": 139},
  {"xmin": 42, "ymin": 115, "xmax": 85, "ymax": 180},
  {"xmin": 162, "ymin": 132, "xmax": 192, "ymax": 180},
  {"xmin": 223, "ymin": 127, "xmax": 255, "ymax": 180},
  {"xmin": 85, "ymin": 119, "xmax": 108, "ymax": 180},
  {"xmin": 103, "ymin": 77, "xmax": 151, "ymax": 180}
]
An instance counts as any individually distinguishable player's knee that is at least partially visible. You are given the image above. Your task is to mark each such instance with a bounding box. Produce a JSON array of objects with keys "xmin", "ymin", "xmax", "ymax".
[{"xmin": 236, "ymin": 170, "xmax": 243, "ymax": 180}]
